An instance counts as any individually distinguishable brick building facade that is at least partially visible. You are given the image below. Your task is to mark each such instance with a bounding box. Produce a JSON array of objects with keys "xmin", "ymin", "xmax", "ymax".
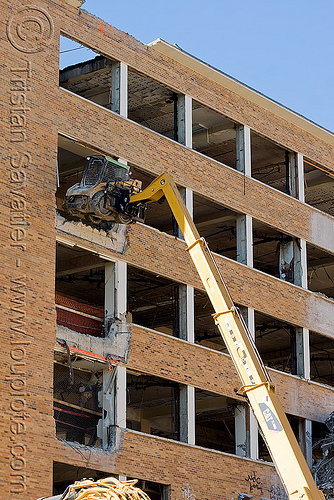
[{"xmin": 1, "ymin": 1, "xmax": 333, "ymax": 499}]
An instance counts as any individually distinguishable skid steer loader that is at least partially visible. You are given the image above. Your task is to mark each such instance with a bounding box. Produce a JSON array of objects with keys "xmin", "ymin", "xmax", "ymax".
[{"xmin": 62, "ymin": 155, "xmax": 146, "ymax": 226}]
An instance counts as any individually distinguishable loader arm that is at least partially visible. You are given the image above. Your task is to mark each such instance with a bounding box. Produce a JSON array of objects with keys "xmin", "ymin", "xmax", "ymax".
[{"xmin": 130, "ymin": 173, "xmax": 325, "ymax": 500}]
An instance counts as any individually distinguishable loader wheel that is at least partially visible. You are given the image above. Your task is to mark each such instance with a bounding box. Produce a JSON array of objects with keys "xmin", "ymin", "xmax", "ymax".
[
  {"xmin": 91, "ymin": 191, "xmax": 110, "ymax": 217},
  {"xmin": 119, "ymin": 214, "xmax": 132, "ymax": 224}
]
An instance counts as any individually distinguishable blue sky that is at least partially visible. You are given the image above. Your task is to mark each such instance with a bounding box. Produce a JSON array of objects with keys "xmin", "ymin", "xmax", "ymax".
[{"xmin": 68, "ymin": 0, "xmax": 334, "ymax": 132}]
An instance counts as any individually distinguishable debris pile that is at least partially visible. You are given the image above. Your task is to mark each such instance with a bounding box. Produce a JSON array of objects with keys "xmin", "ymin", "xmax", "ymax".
[{"xmin": 314, "ymin": 412, "xmax": 334, "ymax": 500}]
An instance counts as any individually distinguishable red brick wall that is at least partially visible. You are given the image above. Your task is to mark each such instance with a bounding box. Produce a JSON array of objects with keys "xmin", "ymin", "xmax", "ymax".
[
  {"xmin": 53, "ymin": 431, "xmax": 281, "ymax": 500},
  {"xmin": 0, "ymin": 1, "xmax": 333, "ymax": 499}
]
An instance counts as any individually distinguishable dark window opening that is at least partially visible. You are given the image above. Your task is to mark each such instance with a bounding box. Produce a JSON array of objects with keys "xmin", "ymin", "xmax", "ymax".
[
  {"xmin": 253, "ymin": 219, "xmax": 297, "ymax": 280},
  {"xmin": 310, "ymin": 332, "xmax": 334, "ymax": 387},
  {"xmin": 127, "ymin": 372, "xmax": 180, "ymax": 441},
  {"xmin": 251, "ymin": 131, "xmax": 292, "ymax": 195},
  {"xmin": 304, "ymin": 159, "xmax": 334, "ymax": 216},
  {"xmin": 128, "ymin": 68, "xmax": 177, "ymax": 140},
  {"xmin": 194, "ymin": 289, "xmax": 226, "ymax": 352},
  {"xmin": 54, "ymin": 357, "xmax": 103, "ymax": 446},
  {"xmin": 193, "ymin": 194, "xmax": 238, "ymax": 260},
  {"xmin": 59, "ymin": 35, "xmax": 117, "ymax": 110},
  {"xmin": 53, "ymin": 462, "xmax": 169, "ymax": 500},
  {"xmin": 195, "ymin": 389, "xmax": 239, "ymax": 454},
  {"xmin": 307, "ymin": 244, "xmax": 334, "ymax": 300},
  {"xmin": 192, "ymin": 100, "xmax": 237, "ymax": 169},
  {"xmin": 255, "ymin": 311, "xmax": 299, "ymax": 375},
  {"xmin": 128, "ymin": 266, "xmax": 181, "ymax": 337},
  {"xmin": 56, "ymin": 243, "xmax": 105, "ymax": 338}
]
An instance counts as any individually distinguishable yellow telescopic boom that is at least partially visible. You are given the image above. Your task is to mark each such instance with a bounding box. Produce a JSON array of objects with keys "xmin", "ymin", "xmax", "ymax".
[{"xmin": 130, "ymin": 173, "xmax": 325, "ymax": 500}]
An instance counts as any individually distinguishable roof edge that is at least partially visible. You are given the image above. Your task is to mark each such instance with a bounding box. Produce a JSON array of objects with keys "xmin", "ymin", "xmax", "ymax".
[{"xmin": 149, "ymin": 38, "xmax": 334, "ymax": 145}]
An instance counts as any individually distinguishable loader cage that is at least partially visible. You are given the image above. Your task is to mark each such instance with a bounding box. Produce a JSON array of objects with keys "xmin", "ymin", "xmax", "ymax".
[{"xmin": 82, "ymin": 156, "xmax": 130, "ymax": 187}]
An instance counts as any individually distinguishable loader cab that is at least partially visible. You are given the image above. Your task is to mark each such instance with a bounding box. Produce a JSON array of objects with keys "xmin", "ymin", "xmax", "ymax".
[{"xmin": 82, "ymin": 155, "xmax": 130, "ymax": 188}]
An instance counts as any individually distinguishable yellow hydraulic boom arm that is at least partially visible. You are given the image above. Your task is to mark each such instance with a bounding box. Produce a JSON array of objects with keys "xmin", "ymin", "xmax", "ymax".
[{"xmin": 130, "ymin": 173, "xmax": 325, "ymax": 500}]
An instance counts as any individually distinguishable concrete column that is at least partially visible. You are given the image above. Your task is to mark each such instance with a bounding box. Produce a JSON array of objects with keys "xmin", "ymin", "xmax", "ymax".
[
  {"xmin": 105, "ymin": 260, "xmax": 127, "ymax": 319},
  {"xmin": 104, "ymin": 260, "xmax": 127, "ymax": 431},
  {"xmin": 235, "ymin": 404, "xmax": 247, "ymax": 457},
  {"xmin": 236, "ymin": 125, "xmax": 251, "ymax": 176},
  {"xmin": 98, "ymin": 367, "xmax": 117, "ymax": 448},
  {"xmin": 111, "ymin": 61, "xmax": 128, "ymax": 118},
  {"xmin": 115, "ymin": 260, "xmax": 127, "ymax": 428},
  {"xmin": 236, "ymin": 215, "xmax": 253, "ymax": 266},
  {"xmin": 297, "ymin": 153, "xmax": 305, "ymax": 202},
  {"xmin": 289, "ymin": 152, "xmax": 304, "ymax": 202},
  {"xmin": 180, "ymin": 385, "xmax": 195, "ymax": 445},
  {"xmin": 178, "ymin": 95, "xmax": 192, "ymax": 147},
  {"xmin": 304, "ymin": 419, "xmax": 313, "ymax": 468},
  {"xmin": 179, "ymin": 284, "xmax": 194, "ymax": 343},
  {"xmin": 105, "ymin": 261, "xmax": 116, "ymax": 320},
  {"xmin": 296, "ymin": 327, "xmax": 310, "ymax": 379},
  {"xmin": 115, "ymin": 366, "xmax": 127, "ymax": 429}
]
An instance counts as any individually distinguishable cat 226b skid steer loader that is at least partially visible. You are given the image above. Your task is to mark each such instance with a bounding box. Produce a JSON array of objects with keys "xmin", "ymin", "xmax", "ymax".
[{"xmin": 63, "ymin": 155, "xmax": 146, "ymax": 226}]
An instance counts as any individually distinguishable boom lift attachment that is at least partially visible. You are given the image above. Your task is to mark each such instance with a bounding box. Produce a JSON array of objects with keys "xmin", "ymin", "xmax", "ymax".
[{"xmin": 129, "ymin": 173, "xmax": 325, "ymax": 500}]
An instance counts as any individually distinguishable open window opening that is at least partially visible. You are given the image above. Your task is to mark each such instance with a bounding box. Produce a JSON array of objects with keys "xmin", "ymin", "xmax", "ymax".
[
  {"xmin": 59, "ymin": 35, "xmax": 98, "ymax": 70},
  {"xmin": 251, "ymin": 131, "xmax": 293, "ymax": 195},
  {"xmin": 193, "ymin": 194, "xmax": 238, "ymax": 260},
  {"xmin": 127, "ymin": 372, "xmax": 180, "ymax": 441},
  {"xmin": 128, "ymin": 266, "xmax": 181, "ymax": 337},
  {"xmin": 53, "ymin": 462, "xmax": 169, "ymax": 500},
  {"xmin": 192, "ymin": 101, "xmax": 237, "ymax": 169},
  {"xmin": 128, "ymin": 68, "xmax": 178, "ymax": 140},
  {"xmin": 194, "ymin": 288, "xmax": 226, "ymax": 352},
  {"xmin": 307, "ymin": 244, "xmax": 334, "ymax": 300},
  {"xmin": 304, "ymin": 159, "xmax": 334, "ymax": 216},
  {"xmin": 54, "ymin": 352, "xmax": 103, "ymax": 446},
  {"xmin": 253, "ymin": 219, "xmax": 298, "ymax": 281},
  {"xmin": 255, "ymin": 311, "xmax": 299, "ymax": 375},
  {"xmin": 56, "ymin": 243, "xmax": 105, "ymax": 338},
  {"xmin": 195, "ymin": 389, "xmax": 241, "ymax": 454},
  {"xmin": 310, "ymin": 332, "xmax": 334, "ymax": 387},
  {"xmin": 59, "ymin": 35, "xmax": 118, "ymax": 110}
]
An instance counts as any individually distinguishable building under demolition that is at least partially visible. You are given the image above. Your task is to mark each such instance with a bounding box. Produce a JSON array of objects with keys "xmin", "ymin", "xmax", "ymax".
[{"xmin": 1, "ymin": 0, "xmax": 334, "ymax": 499}]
